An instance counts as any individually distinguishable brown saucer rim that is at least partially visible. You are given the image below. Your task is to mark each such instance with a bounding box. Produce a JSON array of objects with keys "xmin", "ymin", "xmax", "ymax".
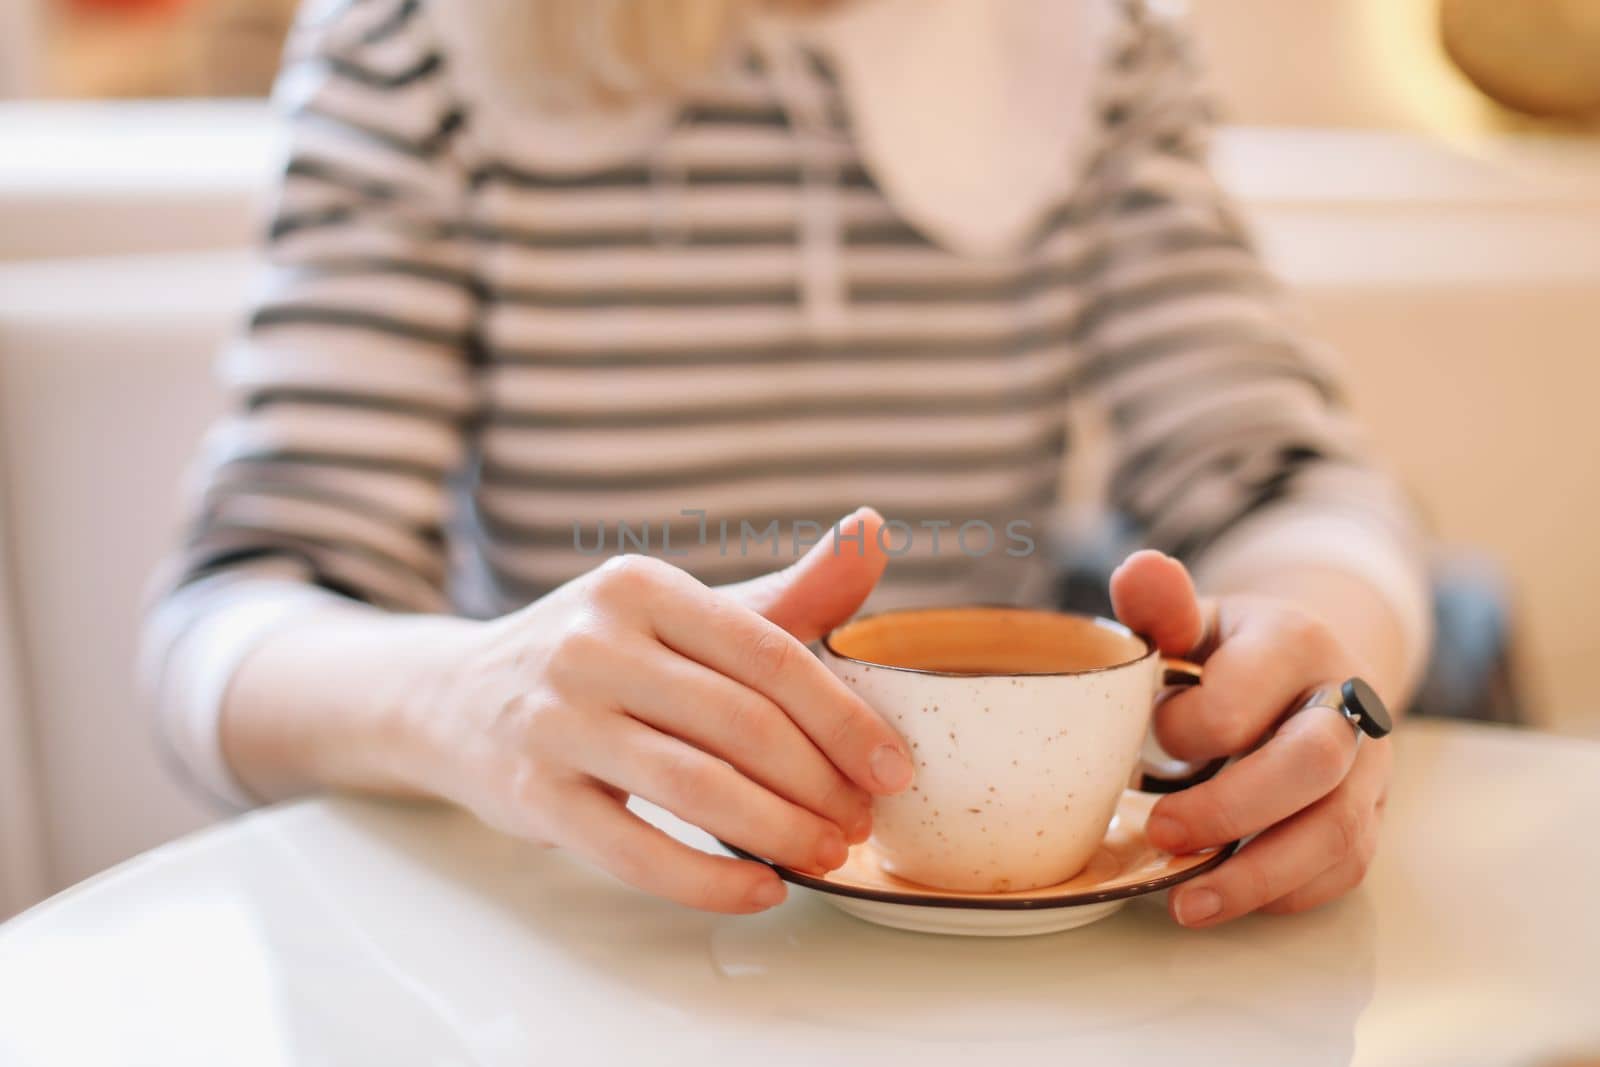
[{"xmin": 719, "ymin": 838, "xmax": 1240, "ymax": 911}]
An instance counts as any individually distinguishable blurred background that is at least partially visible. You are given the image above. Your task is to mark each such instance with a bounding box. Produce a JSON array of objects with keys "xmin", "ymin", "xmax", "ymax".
[{"xmin": 2, "ymin": 0, "xmax": 1599, "ymax": 919}]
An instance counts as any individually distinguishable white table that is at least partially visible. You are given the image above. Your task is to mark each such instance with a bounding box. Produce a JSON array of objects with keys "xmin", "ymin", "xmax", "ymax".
[{"xmin": 1, "ymin": 720, "xmax": 1596, "ymax": 1067}]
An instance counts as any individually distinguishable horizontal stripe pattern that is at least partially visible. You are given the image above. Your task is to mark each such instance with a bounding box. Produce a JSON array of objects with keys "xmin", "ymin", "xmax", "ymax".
[{"xmin": 164, "ymin": 0, "xmax": 1416, "ymax": 634}]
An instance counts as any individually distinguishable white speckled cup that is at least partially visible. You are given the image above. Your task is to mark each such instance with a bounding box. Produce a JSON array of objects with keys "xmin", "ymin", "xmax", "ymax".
[{"xmin": 820, "ymin": 606, "xmax": 1214, "ymax": 893}]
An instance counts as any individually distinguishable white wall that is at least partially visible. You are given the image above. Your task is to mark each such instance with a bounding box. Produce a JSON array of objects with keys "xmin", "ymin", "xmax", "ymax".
[
  {"xmin": 0, "ymin": 508, "xmax": 48, "ymax": 917},
  {"xmin": 0, "ymin": 101, "xmax": 273, "ymax": 918},
  {"xmin": 0, "ymin": 250, "xmax": 251, "ymax": 905},
  {"xmin": 1305, "ymin": 284, "xmax": 1600, "ymax": 731},
  {"xmin": 0, "ymin": 100, "xmax": 273, "ymax": 261}
]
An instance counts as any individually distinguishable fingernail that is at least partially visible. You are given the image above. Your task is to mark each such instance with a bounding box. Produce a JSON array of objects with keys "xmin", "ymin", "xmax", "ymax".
[
  {"xmin": 846, "ymin": 810, "xmax": 873, "ymax": 845},
  {"xmin": 1147, "ymin": 814, "xmax": 1189, "ymax": 853},
  {"xmin": 1175, "ymin": 887, "xmax": 1222, "ymax": 926},
  {"xmin": 749, "ymin": 879, "xmax": 787, "ymax": 910},
  {"xmin": 817, "ymin": 834, "xmax": 849, "ymax": 871},
  {"xmin": 870, "ymin": 745, "xmax": 914, "ymax": 793}
]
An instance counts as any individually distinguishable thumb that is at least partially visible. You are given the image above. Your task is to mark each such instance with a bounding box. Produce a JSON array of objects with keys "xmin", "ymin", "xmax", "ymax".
[
  {"xmin": 1109, "ymin": 549, "xmax": 1209, "ymax": 657},
  {"xmin": 720, "ymin": 507, "xmax": 889, "ymax": 643}
]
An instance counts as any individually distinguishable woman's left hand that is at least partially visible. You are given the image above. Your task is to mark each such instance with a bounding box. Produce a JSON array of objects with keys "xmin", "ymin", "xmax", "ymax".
[{"xmin": 1110, "ymin": 550, "xmax": 1393, "ymax": 927}]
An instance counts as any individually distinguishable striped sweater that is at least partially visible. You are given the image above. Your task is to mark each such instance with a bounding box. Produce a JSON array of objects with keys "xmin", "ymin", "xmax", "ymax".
[{"xmin": 144, "ymin": 0, "xmax": 1429, "ymax": 805}]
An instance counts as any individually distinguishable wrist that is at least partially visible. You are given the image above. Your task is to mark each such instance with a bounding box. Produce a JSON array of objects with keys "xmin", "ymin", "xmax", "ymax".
[
  {"xmin": 222, "ymin": 604, "xmax": 483, "ymax": 801},
  {"xmin": 351, "ymin": 611, "xmax": 488, "ymax": 799}
]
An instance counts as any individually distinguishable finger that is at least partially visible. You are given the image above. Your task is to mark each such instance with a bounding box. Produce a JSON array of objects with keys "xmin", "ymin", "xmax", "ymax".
[
  {"xmin": 1166, "ymin": 786, "xmax": 1365, "ymax": 927},
  {"xmin": 1146, "ymin": 704, "xmax": 1360, "ymax": 854},
  {"xmin": 1259, "ymin": 849, "xmax": 1374, "ymax": 915},
  {"xmin": 1110, "ymin": 550, "xmax": 1212, "ymax": 657},
  {"xmin": 586, "ymin": 715, "xmax": 852, "ymax": 876},
  {"xmin": 1152, "ymin": 602, "xmax": 1358, "ymax": 761},
  {"xmin": 721, "ymin": 507, "xmax": 889, "ymax": 643},
  {"xmin": 611, "ymin": 560, "xmax": 913, "ymax": 795},
  {"xmin": 1258, "ymin": 744, "xmax": 1389, "ymax": 915},
  {"xmin": 554, "ymin": 783, "xmax": 788, "ymax": 914},
  {"xmin": 605, "ymin": 637, "xmax": 873, "ymax": 841}
]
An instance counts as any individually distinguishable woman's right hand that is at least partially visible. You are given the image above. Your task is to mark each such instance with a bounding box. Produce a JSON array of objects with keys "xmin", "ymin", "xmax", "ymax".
[{"xmin": 403, "ymin": 508, "xmax": 914, "ymax": 913}]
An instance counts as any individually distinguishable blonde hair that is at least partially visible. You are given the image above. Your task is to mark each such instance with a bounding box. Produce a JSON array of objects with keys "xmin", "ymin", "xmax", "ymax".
[{"xmin": 527, "ymin": 0, "xmax": 842, "ymax": 104}]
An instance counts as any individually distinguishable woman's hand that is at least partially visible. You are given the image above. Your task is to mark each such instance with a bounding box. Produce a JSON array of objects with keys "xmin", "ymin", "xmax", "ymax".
[
  {"xmin": 1110, "ymin": 550, "xmax": 1394, "ymax": 926},
  {"xmin": 403, "ymin": 508, "xmax": 912, "ymax": 914}
]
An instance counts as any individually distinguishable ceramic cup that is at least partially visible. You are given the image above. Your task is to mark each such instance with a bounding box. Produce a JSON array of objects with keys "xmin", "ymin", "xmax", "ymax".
[{"xmin": 820, "ymin": 606, "xmax": 1222, "ymax": 893}]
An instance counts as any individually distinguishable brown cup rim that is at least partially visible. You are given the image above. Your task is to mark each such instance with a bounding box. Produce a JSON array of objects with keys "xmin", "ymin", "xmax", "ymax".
[{"xmin": 819, "ymin": 604, "xmax": 1158, "ymax": 679}]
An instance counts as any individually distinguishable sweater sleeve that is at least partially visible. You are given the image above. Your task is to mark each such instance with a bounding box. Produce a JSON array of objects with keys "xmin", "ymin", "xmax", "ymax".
[
  {"xmin": 141, "ymin": 0, "xmax": 480, "ymax": 806},
  {"xmin": 1075, "ymin": 6, "xmax": 1432, "ymax": 687}
]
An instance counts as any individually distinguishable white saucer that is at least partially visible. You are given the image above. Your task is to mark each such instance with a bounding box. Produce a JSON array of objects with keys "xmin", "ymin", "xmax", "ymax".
[{"xmin": 724, "ymin": 790, "xmax": 1237, "ymax": 937}]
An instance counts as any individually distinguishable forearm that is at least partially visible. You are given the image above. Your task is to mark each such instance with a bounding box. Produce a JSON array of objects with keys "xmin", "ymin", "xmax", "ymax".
[
  {"xmin": 220, "ymin": 603, "xmax": 479, "ymax": 803},
  {"xmin": 1207, "ymin": 563, "xmax": 1420, "ymax": 712}
]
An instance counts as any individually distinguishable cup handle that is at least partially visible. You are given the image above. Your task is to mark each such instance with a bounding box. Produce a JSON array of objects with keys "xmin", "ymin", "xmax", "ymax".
[{"xmin": 1135, "ymin": 659, "xmax": 1229, "ymax": 795}]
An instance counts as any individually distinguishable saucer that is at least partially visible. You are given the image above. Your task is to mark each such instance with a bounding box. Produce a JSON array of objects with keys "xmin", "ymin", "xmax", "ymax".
[{"xmin": 723, "ymin": 790, "xmax": 1238, "ymax": 937}]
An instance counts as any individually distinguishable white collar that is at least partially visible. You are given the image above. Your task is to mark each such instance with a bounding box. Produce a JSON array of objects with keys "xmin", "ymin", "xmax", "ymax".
[
  {"xmin": 429, "ymin": 0, "xmax": 1117, "ymax": 259},
  {"xmin": 787, "ymin": 0, "xmax": 1116, "ymax": 258}
]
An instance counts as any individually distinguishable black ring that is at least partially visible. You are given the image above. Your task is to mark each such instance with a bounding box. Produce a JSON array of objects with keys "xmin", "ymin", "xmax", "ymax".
[{"xmin": 1341, "ymin": 677, "xmax": 1393, "ymax": 739}]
